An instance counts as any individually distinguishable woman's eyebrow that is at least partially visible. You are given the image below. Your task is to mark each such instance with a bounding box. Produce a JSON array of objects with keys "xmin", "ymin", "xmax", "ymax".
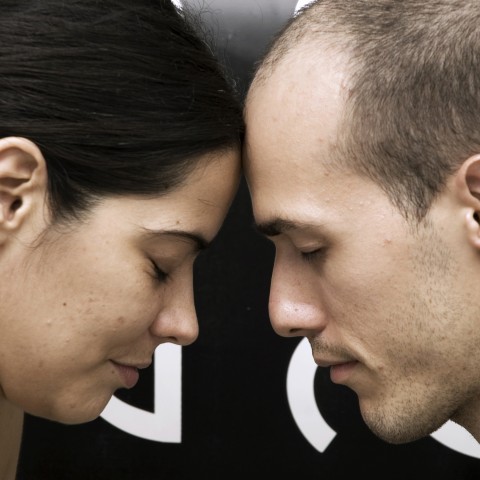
[{"xmin": 141, "ymin": 227, "xmax": 209, "ymax": 251}]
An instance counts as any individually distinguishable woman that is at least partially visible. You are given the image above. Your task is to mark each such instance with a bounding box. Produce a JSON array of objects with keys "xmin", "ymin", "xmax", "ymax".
[{"xmin": 0, "ymin": 1, "xmax": 243, "ymax": 478}]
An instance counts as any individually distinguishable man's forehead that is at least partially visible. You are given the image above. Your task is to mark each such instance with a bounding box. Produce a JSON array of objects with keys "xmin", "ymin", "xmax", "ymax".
[
  {"xmin": 248, "ymin": 50, "xmax": 350, "ymax": 129},
  {"xmin": 246, "ymin": 64, "xmax": 347, "ymax": 161},
  {"xmin": 249, "ymin": 39, "xmax": 350, "ymax": 95},
  {"xmin": 247, "ymin": 50, "xmax": 313, "ymax": 108}
]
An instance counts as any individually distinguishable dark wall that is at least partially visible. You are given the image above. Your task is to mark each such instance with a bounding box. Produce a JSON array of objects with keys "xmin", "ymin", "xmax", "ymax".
[{"xmin": 17, "ymin": 1, "xmax": 480, "ymax": 478}]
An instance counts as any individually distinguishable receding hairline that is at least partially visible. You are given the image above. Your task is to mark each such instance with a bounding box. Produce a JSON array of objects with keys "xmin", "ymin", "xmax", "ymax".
[
  {"xmin": 249, "ymin": 0, "xmax": 480, "ymax": 222},
  {"xmin": 246, "ymin": 8, "xmax": 356, "ymax": 177},
  {"xmin": 250, "ymin": 1, "xmax": 350, "ymax": 91}
]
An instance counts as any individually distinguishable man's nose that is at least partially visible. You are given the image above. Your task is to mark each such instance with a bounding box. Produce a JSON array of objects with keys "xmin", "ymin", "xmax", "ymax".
[{"xmin": 268, "ymin": 253, "xmax": 327, "ymax": 338}]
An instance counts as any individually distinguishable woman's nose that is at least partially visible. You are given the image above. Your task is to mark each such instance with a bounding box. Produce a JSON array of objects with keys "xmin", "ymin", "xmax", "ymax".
[{"xmin": 149, "ymin": 276, "xmax": 199, "ymax": 346}]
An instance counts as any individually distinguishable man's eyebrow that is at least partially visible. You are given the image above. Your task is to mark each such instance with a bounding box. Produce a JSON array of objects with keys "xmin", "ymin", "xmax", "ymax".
[
  {"xmin": 142, "ymin": 228, "xmax": 209, "ymax": 251},
  {"xmin": 254, "ymin": 218, "xmax": 317, "ymax": 237}
]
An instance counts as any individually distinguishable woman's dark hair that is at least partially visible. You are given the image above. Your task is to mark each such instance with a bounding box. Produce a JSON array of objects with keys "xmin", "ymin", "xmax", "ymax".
[{"xmin": 0, "ymin": 0, "xmax": 243, "ymax": 222}]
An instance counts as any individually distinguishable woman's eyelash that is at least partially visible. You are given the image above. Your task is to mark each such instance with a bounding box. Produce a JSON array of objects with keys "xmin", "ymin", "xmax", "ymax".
[{"xmin": 150, "ymin": 260, "xmax": 168, "ymax": 282}]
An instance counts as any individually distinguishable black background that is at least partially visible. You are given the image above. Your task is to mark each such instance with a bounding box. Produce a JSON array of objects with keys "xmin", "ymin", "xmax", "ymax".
[{"xmin": 17, "ymin": 1, "xmax": 480, "ymax": 478}]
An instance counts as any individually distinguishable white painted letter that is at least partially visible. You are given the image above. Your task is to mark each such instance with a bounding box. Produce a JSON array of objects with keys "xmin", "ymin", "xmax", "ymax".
[{"xmin": 100, "ymin": 343, "xmax": 182, "ymax": 442}]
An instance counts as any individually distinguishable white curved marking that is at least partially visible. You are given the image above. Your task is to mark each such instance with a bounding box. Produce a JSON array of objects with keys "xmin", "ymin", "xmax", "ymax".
[
  {"xmin": 431, "ymin": 421, "xmax": 480, "ymax": 459},
  {"xmin": 286, "ymin": 337, "xmax": 337, "ymax": 452},
  {"xmin": 100, "ymin": 343, "xmax": 182, "ymax": 442},
  {"xmin": 294, "ymin": 0, "xmax": 316, "ymax": 14}
]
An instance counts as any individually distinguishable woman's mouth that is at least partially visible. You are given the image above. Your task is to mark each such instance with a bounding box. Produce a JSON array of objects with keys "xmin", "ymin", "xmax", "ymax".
[{"xmin": 110, "ymin": 361, "xmax": 140, "ymax": 389}]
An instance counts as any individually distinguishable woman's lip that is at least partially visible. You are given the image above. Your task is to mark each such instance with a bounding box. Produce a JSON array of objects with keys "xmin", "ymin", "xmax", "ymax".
[
  {"xmin": 330, "ymin": 361, "xmax": 359, "ymax": 384},
  {"xmin": 111, "ymin": 361, "xmax": 140, "ymax": 389}
]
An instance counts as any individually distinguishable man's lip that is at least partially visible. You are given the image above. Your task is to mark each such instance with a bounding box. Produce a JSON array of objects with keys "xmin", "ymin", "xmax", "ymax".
[
  {"xmin": 314, "ymin": 358, "xmax": 354, "ymax": 368},
  {"xmin": 330, "ymin": 361, "xmax": 359, "ymax": 384},
  {"xmin": 111, "ymin": 360, "xmax": 152, "ymax": 370}
]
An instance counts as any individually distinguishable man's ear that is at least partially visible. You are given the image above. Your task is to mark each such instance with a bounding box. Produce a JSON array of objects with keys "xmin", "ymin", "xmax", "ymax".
[
  {"xmin": 0, "ymin": 137, "xmax": 48, "ymax": 240},
  {"xmin": 455, "ymin": 154, "xmax": 480, "ymax": 249}
]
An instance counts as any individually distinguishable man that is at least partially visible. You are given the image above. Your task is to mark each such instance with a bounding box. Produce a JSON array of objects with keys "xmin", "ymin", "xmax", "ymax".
[{"xmin": 243, "ymin": 0, "xmax": 480, "ymax": 445}]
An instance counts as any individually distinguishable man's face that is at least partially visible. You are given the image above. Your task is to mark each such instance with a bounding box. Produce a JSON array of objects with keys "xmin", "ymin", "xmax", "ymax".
[{"xmin": 244, "ymin": 47, "xmax": 480, "ymax": 443}]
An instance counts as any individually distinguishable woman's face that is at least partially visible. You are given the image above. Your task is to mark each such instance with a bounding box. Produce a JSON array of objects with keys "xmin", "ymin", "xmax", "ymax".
[{"xmin": 0, "ymin": 150, "xmax": 240, "ymax": 423}]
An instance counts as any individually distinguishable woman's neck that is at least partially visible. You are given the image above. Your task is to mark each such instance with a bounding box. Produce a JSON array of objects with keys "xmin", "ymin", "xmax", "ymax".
[{"xmin": 0, "ymin": 395, "xmax": 23, "ymax": 480}]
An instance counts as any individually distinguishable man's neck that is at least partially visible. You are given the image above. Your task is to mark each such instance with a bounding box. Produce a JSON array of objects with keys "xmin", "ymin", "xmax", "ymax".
[{"xmin": 0, "ymin": 396, "xmax": 24, "ymax": 480}]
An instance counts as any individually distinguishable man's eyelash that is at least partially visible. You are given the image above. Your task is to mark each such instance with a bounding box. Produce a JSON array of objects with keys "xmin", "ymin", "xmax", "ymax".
[
  {"xmin": 300, "ymin": 248, "xmax": 326, "ymax": 263},
  {"xmin": 150, "ymin": 260, "xmax": 168, "ymax": 282}
]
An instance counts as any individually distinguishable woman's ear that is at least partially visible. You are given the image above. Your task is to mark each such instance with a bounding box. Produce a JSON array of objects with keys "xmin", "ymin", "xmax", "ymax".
[
  {"xmin": 0, "ymin": 137, "xmax": 48, "ymax": 242},
  {"xmin": 455, "ymin": 154, "xmax": 480, "ymax": 249}
]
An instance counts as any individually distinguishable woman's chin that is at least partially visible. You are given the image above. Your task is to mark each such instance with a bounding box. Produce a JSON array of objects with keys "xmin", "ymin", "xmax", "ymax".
[{"xmin": 34, "ymin": 396, "xmax": 111, "ymax": 425}]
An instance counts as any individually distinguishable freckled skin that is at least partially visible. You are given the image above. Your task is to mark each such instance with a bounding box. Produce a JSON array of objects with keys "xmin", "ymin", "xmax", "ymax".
[{"xmin": 0, "ymin": 150, "xmax": 240, "ymax": 424}]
